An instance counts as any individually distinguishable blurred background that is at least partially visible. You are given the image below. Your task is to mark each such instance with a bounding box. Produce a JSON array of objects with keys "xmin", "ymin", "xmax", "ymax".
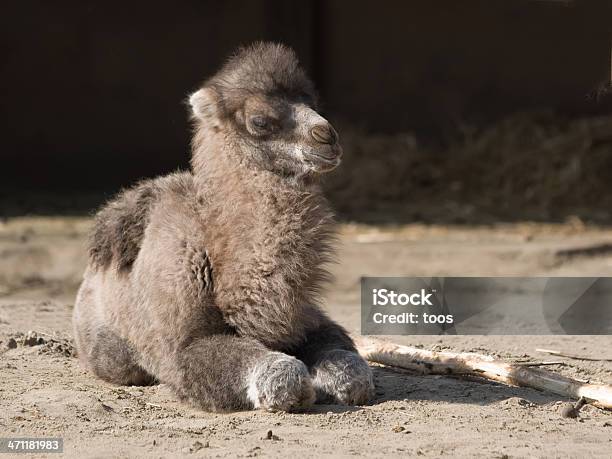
[{"xmin": 1, "ymin": 0, "xmax": 611, "ymax": 223}]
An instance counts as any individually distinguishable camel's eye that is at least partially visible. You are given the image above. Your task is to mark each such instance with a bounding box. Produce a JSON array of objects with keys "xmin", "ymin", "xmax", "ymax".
[
  {"xmin": 250, "ymin": 115, "xmax": 270, "ymax": 130},
  {"xmin": 248, "ymin": 114, "xmax": 281, "ymax": 136}
]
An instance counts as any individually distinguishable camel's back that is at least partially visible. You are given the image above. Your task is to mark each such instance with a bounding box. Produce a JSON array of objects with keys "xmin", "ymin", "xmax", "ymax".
[{"xmin": 88, "ymin": 171, "xmax": 195, "ymax": 273}]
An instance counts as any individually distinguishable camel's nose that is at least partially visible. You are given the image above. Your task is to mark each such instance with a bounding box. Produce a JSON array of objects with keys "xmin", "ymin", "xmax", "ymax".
[{"xmin": 310, "ymin": 124, "xmax": 338, "ymax": 145}]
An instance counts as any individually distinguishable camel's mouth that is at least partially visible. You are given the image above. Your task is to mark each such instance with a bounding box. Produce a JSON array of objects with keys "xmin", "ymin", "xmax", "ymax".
[
  {"xmin": 307, "ymin": 146, "xmax": 343, "ymax": 163},
  {"xmin": 304, "ymin": 146, "xmax": 343, "ymax": 172}
]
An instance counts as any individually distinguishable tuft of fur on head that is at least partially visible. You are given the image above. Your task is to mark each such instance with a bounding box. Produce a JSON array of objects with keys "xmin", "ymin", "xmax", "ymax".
[{"xmin": 189, "ymin": 42, "xmax": 317, "ymax": 123}]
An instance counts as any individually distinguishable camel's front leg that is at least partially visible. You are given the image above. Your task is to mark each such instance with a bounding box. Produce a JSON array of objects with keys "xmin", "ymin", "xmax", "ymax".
[
  {"xmin": 294, "ymin": 319, "xmax": 374, "ymax": 405},
  {"xmin": 160, "ymin": 334, "xmax": 315, "ymax": 412}
]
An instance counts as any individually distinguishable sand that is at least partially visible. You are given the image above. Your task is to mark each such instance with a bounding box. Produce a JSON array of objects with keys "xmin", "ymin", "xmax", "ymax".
[{"xmin": 1, "ymin": 217, "xmax": 611, "ymax": 458}]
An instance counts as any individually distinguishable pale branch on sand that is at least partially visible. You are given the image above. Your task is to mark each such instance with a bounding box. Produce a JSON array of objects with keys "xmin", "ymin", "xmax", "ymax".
[{"xmin": 353, "ymin": 336, "xmax": 612, "ymax": 410}]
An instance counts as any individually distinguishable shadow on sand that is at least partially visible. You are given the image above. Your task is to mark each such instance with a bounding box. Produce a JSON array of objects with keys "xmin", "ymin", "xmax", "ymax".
[{"xmin": 367, "ymin": 365, "xmax": 561, "ymax": 407}]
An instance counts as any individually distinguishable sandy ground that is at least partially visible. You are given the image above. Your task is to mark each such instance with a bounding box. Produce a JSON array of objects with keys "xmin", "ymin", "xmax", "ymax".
[{"xmin": 1, "ymin": 217, "xmax": 611, "ymax": 458}]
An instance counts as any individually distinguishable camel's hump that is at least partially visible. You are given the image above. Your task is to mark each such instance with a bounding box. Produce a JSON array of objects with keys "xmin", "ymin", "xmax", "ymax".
[{"xmin": 88, "ymin": 171, "xmax": 194, "ymax": 272}]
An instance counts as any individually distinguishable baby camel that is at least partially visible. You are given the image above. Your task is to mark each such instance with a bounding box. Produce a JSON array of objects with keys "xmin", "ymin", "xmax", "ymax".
[{"xmin": 73, "ymin": 42, "xmax": 374, "ymax": 412}]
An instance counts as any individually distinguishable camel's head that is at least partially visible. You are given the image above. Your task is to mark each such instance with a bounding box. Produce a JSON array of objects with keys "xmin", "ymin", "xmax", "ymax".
[{"xmin": 189, "ymin": 42, "xmax": 342, "ymax": 176}]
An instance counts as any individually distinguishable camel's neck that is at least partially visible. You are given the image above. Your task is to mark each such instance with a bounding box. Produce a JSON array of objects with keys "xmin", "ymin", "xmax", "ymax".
[{"xmin": 190, "ymin": 127, "xmax": 336, "ymax": 310}]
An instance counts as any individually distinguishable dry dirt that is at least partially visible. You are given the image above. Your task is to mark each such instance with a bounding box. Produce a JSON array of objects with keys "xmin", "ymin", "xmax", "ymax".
[{"xmin": 1, "ymin": 217, "xmax": 611, "ymax": 458}]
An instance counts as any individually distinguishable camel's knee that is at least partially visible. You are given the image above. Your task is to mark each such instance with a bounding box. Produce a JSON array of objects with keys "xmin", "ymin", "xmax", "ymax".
[{"xmin": 247, "ymin": 352, "xmax": 315, "ymax": 412}]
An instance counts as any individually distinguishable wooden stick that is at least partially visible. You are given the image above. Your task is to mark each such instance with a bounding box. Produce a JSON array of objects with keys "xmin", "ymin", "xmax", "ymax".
[
  {"xmin": 536, "ymin": 348, "xmax": 612, "ymax": 362},
  {"xmin": 353, "ymin": 336, "xmax": 612, "ymax": 410},
  {"xmin": 516, "ymin": 361, "xmax": 566, "ymax": 367}
]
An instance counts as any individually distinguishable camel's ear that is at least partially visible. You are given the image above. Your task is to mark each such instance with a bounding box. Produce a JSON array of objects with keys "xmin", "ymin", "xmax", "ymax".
[{"xmin": 189, "ymin": 88, "xmax": 220, "ymax": 124}]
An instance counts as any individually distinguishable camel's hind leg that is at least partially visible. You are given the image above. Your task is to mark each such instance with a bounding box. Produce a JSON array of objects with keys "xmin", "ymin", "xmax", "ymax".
[
  {"xmin": 73, "ymin": 280, "xmax": 154, "ymax": 386},
  {"xmin": 86, "ymin": 327, "xmax": 155, "ymax": 386}
]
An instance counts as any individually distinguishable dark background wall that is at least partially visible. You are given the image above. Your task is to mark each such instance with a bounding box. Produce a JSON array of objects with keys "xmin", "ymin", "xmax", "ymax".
[{"xmin": 1, "ymin": 0, "xmax": 611, "ymax": 194}]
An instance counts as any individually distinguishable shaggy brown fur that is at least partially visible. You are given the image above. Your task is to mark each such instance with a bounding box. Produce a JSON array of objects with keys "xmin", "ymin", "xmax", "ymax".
[{"xmin": 73, "ymin": 42, "xmax": 373, "ymax": 412}]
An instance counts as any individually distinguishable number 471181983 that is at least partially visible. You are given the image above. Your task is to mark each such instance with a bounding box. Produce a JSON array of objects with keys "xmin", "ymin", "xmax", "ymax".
[{"xmin": 0, "ymin": 438, "xmax": 63, "ymax": 453}]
